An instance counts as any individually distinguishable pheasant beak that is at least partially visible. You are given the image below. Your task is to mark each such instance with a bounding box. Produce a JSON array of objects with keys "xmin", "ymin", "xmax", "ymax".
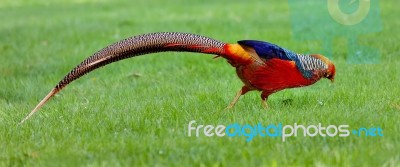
[
  {"xmin": 327, "ymin": 75, "xmax": 334, "ymax": 83},
  {"xmin": 326, "ymin": 74, "xmax": 334, "ymax": 83}
]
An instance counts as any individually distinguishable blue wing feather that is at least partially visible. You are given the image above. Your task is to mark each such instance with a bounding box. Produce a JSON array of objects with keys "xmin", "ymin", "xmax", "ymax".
[
  {"xmin": 237, "ymin": 40, "xmax": 313, "ymax": 79},
  {"xmin": 237, "ymin": 40, "xmax": 298, "ymax": 61}
]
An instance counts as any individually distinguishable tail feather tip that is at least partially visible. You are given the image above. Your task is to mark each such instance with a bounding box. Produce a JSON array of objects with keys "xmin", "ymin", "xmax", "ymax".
[{"xmin": 18, "ymin": 88, "xmax": 58, "ymax": 125}]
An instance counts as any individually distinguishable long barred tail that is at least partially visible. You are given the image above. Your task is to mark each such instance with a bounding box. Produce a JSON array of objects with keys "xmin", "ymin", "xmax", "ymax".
[
  {"xmin": 57, "ymin": 32, "xmax": 226, "ymax": 90},
  {"xmin": 19, "ymin": 32, "xmax": 227, "ymax": 124}
]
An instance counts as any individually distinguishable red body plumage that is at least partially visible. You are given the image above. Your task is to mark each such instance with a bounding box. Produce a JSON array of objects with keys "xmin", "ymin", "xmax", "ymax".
[{"xmin": 222, "ymin": 43, "xmax": 335, "ymax": 106}]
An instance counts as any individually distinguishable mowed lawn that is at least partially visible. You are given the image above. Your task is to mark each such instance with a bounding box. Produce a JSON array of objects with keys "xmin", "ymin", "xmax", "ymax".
[{"xmin": 1, "ymin": 0, "xmax": 399, "ymax": 166}]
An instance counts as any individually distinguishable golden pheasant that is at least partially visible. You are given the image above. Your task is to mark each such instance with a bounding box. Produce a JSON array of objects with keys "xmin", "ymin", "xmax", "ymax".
[{"xmin": 19, "ymin": 32, "xmax": 336, "ymax": 124}]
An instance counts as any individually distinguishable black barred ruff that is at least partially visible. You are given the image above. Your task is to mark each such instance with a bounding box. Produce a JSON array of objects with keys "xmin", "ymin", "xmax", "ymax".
[
  {"xmin": 297, "ymin": 54, "xmax": 328, "ymax": 71},
  {"xmin": 296, "ymin": 54, "xmax": 328, "ymax": 78}
]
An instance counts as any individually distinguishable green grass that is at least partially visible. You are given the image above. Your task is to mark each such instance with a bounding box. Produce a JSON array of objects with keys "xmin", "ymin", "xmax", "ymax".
[{"xmin": 1, "ymin": 0, "xmax": 399, "ymax": 166}]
